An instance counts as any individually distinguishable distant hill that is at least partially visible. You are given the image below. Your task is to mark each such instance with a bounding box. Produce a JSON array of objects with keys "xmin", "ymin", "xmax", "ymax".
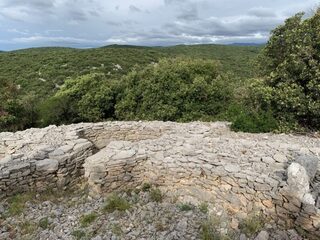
[
  {"xmin": 0, "ymin": 44, "xmax": 262, "ymax": 99},
  {"xmin": 229, "ymin": 43, "xmax": 265, "ymax": 46}
]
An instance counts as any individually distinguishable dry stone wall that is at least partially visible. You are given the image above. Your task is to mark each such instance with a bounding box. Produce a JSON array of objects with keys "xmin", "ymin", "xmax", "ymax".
[{"xmin": 0, "ymin": 121, "xmax": 319, "ymax": 236}]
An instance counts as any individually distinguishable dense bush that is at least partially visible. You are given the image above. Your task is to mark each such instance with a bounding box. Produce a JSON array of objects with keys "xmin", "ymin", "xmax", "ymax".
[
  {"xmin": 38, "ymin": 73, "xmax": 117, "ymax": 126},
  {"xmin": 0, "ymin": 81, "xmax": 38, "ymax": 131},
  {"xmin": 257, "ymin": 9, "xmax": 320, "ymax": 130},
  {"xmin": 116, "ymin": 58, "xmax": 233, "ymax": 121},
  {"xmin": 230, "ymin": 108, "xmax": 278, "ymax": 133}
]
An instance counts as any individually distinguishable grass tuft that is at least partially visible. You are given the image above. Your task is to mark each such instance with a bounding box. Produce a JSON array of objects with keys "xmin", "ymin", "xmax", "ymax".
[
  {"xmin": 103, "ymin": 195, "xmax": 131, "ymax": 213},
  {"xmin": 19, "ymin": 221, "xmax": 37, "ymax": 236},
  {"xmin": 200, "ymin": 216, "xmax": 233, "ymax": 240},
  {"xmin": 178, "ymin": 203, "xmax": 194, "ymax": 211},
  {"xmin": 142, "ymin": 183, "xmax": 152, "ymax": 192},
  {"xmin": 80, "ymin": 212, "xmax": 98, "ymax": 227},
  {"xmin": 39, "ymin": 217, "xmax": 50, "ymax": 229},
  {"xmin": 8, "ymin": 193, "xmax": 33, "ymax": 216},
  {"xmin": 239, "ymin": 213, "xmax": 264, "ymax": 237},
  {"xmin": 111, "ymin": 223, "xmax": 123, "ymax": 236},
  {"xmin": 71, "ymin": 229, "xmax": 86, "ymax": 240},
  {"xmin": 149, "ymin": 188, "xmax": 163, "ymax": 202},
  {"xmin": 199, "ymin": 202, "xmax": 209, "ymax": 214}
]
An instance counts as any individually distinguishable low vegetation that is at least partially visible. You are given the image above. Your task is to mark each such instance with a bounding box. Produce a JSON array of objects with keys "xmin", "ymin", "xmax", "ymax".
[
  {"xmin": 7, "ymin": 193, "xmax": 33, "ymax": 216},
  {"xmin": 19, "ymin": 221, "xmax": 37, "ymax": 236},
  {"xmin": 178, "ymin": 203, "xmax": 194, "ymax": 211},
  {"xmin": 103, "ymin": 194, "xmax": 131, "ymax": 213},
  {"xmin": 111, "ymin": 223, "xmax": 123, "ymax": 236},
  {"xmin": 80, "ymin": 212, "xmax": 98, "ymax": 227},
  {"xmin": 38, "ymin": 217, "xmax": 50, "ymax": 229},
  {"xmin": 141, "ymin": 182, "xmax": 152, "ymax": 192},
  {"xmin": 200, "ymin": 216, "xmax": 233, "ymax": 240},
  {"xmin": 71, "ymin": 229, "xmax": 86, "ymax": 240},
  {"xmin": 199, "ymin": 202, "xmax": 209, "ymax": 214},
  {"xmin": 239, "ymin": 213, "xmax": 265, "ymax": 237},
  {"xmin": 149, "ymin": 188, "xmax": 163, "ymax": 202}
]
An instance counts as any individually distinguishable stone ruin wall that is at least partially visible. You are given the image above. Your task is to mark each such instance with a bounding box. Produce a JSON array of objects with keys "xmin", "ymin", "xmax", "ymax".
[
  {"xmin": 0, "ymin": 122, "xmax": 166, "ymax": 196},
  {"xmin": 0, "ymin": 121, "xmax": 319, "ymax": 236}
]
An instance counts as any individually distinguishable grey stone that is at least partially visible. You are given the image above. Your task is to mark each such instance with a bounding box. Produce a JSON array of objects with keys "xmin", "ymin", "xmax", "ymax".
[
  {"xmin": 48, "ymin": 149, "xmax": 65, "ymax": 157},
  {"xmin": 0, "ymin": 156, "xmax": 12, "ymax": 164},
  {"xmin": 294, "ymin": 154, "xmax": 319, "ymax": 181},
  {"xmin": 224, "ymin": 164, "xmax": 240, "ymax": 173},
  {"xmin": 287, "ymin": 163, "xmax": 310, "ymax": 200},
  {"xmin": 254, "ymin": 230, "xmax": 269, "ymax": 240},
  {"xmin": 111, "ymin": 149, "xmax": 136, "ymax": 160},
  {"xmin": 273, "ymin": 153, "xmax": 287, "ymax": 163},
  {"xmin": 239, "ymin": 233, "xmax": 247, "ymax": 240},
  {"xmin": 262, "ymin": 156, "xmax": 275, "ymax": 164},
  {"xmin": 36, "ymin": 159, "xmax": 59, "ymax": 173}
]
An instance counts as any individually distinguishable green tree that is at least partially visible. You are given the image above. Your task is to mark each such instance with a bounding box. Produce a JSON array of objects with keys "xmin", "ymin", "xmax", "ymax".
[
  {"xmin": 115, "ymin": 58, "xmax": 233, "ymax": 121},
  {"xmin": 258, "ymin": 9, "xmax": 320, "ymax": 130},
  {"xmin": 38, "ymin": 73, "xmax": 117, "ymax": 126},
  {"xmin": 0, "ymin": 81, "xmax": 37, "ymax": 132}
]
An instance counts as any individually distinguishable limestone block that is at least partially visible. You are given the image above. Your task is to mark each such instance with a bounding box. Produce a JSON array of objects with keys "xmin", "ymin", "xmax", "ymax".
[
  {"xmin": 73, "ymin": 142, "xmax": 93, "ymax": 152},
  {"xmin": 224, "ymin": 164, "xmax": 241, "ymax": 173},
  {"xmin": 111, "ymin": 149, "xmax": 136, "ymax": 160},
  {"xmin": 254, "ymin": 183, "xmax": 272, "ymax": 191},
  {"xmin": 36, "ymin": 159, "xmax": 58, "ymax": 173},
  {"xmin": 262, "ymin": 156, "xmax": 275, "ymax": 164},
  {"xmin": 294, "ymin": 154, "xmax": 319, "ymax": 181},
  {"xmin": 8, "ymin": 163, "xmax": 30, "ymax": 173},
  {"xmin": 273, "ymin": 153, "xmax": 287, "ymax": 163},
  {"xmin": 0, "ymin": 156, "xmax": 12, "ymax": 164},
  {"xmin": 254, "ymin": 230, "xmax": 269, "ymax": 240},
  {"xmin": 287, "ymin": 163, "xmax": 310, "ymax": 200}
]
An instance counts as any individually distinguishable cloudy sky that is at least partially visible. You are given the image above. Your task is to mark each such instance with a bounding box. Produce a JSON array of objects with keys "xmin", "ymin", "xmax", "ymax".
[{"xmin": 0, "ymin": 0, "xmax": 319, "ymax": 50}]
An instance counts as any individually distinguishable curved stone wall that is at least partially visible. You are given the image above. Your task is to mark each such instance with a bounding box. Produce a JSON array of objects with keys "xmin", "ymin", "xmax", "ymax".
[
  {"xmin": 0, "ymin": 121, "xmax": 319, "ymax": 236},
  {"xmin": 0, "ymin": 122, "xmax": 166, "ymax": 196}
]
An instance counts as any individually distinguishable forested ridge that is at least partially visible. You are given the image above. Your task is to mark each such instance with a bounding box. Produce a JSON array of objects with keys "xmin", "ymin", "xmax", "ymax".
[{"xmin": 0, "ymin": 9, "xmax": 319, "ymax": 133}]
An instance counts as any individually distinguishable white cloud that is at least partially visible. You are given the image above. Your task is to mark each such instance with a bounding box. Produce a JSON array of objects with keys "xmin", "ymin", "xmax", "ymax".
[
  {"xmin": 0, "ymin": 0, "xmax": 319, "ymax": 50},
  {"xmin": 12, "ymin": 35, "xmax": 106, "ymax": 46}
]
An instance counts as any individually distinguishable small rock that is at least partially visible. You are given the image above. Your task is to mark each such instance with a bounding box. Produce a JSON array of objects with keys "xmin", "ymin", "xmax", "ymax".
[
  {"xmin": 36, "ymin": 159, "xmax": 59, "ymax": 173},
  {"xmin": 254, "ymin": 230, "xmax": 269, "ymax": 240},
  {"xmin": 240, "ymin": 233, "xmax": 247, "ymax": 240},
  {"xmin": 224, "ymin": 164, "xmax": 241, "ymax": 173},
  {"xmin": 273, "ymin": 153, "xmax": 287, "ymax": 163}
]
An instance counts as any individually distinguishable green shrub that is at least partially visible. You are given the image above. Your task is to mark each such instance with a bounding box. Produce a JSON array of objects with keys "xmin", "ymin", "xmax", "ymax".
[
  {"xmin": 103, "ymin": 195, "xmax": 131, "ymax": 213},
  {"xmin": 80, "ymin": 212, "xmax": 98, "ymax": 227},
  {"xmin": 116, "ymin": 58, "xmax": 233, "ymax": 122},
  {"xmin": 239, "ymin": 213, "xmax": 264, "ymax": 237},
  {"xmin": 8, "ymin": 193, "xmax": 33, "ymax": 216},
  {"xmin": 39, "ymin": 217, "xmax": 50, "ymax": 229},
  {"xmin": 149, "ymin": 188, "xmax": 163, "ymax": 202},
  {"xmin": 19, "ymin": 221, "xmax": 37, "ymax": 236},
  {"xmin": 39, "ymin": 73, "xmax": 118, "ymax": 126},
  {"xmin": 178, "ymin": 203, "xmax": 194, "ymax": 211},
  {"xmin": 38, "ymin": 94, "xmax": 78, "ymax": 126},
  {"xmin": 257, "ymin": 9, "xmax": 320, "ymax": 130},
  {"xmin": 231, "ymin": 109, "xmax": 278, "ymax": 133},
  {"xmin": 111, "ymin": 224, "xmax": 123, "ymax": 236},
  {"xmin": 71, "ymin": 229, "xmax": 86, "ymax": 240},
  {"xmin": 199, "ymin": 203, "xmax": 209, "ymax": 214},
  {"xmin": 141, "ymin": 183, "xmax": 152, "ymax": 192},
  {"xmin": 200, "ymin": 217, "xmax": 232, "ymax": 240}
]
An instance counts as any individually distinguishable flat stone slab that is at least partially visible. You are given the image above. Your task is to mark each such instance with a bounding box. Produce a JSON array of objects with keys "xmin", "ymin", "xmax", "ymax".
[{"xmin": 36, "ymin": 159, "xmax": 59, "ymax": 173}]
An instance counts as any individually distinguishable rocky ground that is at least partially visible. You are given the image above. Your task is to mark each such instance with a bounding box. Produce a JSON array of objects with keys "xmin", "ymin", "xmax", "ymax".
[{"xmin": 0, "ymin": 183, "xmax": 308, "ymax": 240}]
